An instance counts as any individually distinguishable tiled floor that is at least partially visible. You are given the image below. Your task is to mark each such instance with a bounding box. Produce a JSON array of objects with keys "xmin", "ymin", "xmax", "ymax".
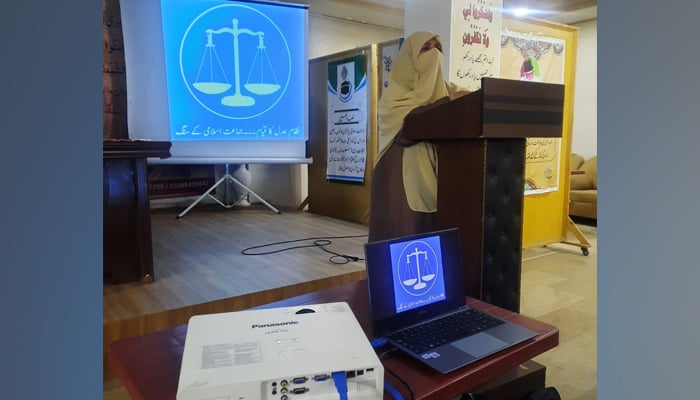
[
  {"xmin": 104, "ymin": 222, "xmax": 597, "ymax": 400},
  {"xmin": 520, "ymin": 222, "xmax": 597, "ymax": 400}
]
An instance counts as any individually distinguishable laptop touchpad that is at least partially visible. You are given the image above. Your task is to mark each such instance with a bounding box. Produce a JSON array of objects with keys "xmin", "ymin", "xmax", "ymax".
[{"xmin": 451, "ymin": 332, "xmax": 508, "ymax": 358}]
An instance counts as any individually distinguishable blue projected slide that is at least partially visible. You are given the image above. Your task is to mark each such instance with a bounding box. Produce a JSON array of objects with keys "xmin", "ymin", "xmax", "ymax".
[
  {"xmin": 120, "ymin": 0, "xmax": 309, "ymax": 160},
  {"xmin": 389, "ymin": 236, "xmax": 446, "ymax": 314},
  {"xmin": 160, "ymin": 0, "xmax": 306, "ymax": 143}
]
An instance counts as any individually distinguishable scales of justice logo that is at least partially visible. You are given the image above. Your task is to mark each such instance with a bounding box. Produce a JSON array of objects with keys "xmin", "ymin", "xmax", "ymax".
[
  {"xmin": 396, "ymin": 240, "xmax": 440, "ymax": 296},
  {"xmin": 179, "ymin": 4, "xmax": 293, "ymax": 120}
]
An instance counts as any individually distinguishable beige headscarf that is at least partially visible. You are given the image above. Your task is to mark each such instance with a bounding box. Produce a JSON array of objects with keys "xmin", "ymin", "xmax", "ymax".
[{"xmin": 377, "ymin": 31, "xmax": 457, "ymax": 212}]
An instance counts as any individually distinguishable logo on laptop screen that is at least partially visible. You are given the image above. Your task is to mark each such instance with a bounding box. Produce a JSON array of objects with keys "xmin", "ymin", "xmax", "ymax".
[{"xmin": 389, "ymin": 236, "xmax": 447, "ymax": 314}]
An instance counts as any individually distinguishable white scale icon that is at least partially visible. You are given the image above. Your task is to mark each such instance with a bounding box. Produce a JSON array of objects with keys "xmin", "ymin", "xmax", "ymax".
[
  {"xmin": 401, "ymin": 246, "xmax": 437, "ymax": 291},
  {"xmin": 192, "ymin": 18, "xmax": 280, "ymax": 107}
]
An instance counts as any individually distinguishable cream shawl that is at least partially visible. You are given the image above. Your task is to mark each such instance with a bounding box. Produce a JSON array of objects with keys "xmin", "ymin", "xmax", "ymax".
[{"xmin": 377, "ymin": 31, "xmax": 458, "ymax": 212}]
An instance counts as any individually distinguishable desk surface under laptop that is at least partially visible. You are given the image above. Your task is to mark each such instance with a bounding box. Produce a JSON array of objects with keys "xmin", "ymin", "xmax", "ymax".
[{"xmin": 108, "ymin": 280, "xmax": 558, "ymax": 400}]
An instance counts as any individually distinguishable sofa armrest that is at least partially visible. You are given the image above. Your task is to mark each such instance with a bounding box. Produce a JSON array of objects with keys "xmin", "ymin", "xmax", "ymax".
[{"xmin": 570, "ymin": 156, "xmax": 597, "ymax": 190}]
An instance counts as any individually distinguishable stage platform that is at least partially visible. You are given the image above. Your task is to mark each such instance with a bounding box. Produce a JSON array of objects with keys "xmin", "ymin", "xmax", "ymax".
[{"xmin": 103, "ymin": 205, "xmax": 370, "ymax": 377}]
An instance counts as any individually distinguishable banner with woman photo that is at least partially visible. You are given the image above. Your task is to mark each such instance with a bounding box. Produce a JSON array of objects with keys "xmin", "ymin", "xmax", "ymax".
[{"xmin": 500, "ymin": 31, "xmax": 566, "ymax": 195}]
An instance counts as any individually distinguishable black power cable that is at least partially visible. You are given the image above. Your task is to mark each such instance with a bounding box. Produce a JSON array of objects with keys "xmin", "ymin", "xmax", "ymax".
[{"xmin": 240, "ymin": 234, "xmax": 367, "ymax": 264}]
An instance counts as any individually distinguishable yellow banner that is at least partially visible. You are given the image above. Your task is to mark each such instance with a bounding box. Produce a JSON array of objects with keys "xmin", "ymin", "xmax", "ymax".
[{"xmin": 499, "ymin": 32, "xmax": 565, "ymax": 194}]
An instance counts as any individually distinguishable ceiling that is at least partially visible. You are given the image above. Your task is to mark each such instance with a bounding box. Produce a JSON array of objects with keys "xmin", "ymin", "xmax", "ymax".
[{"xmin": 301, "ymin": 0, "xmax": 597, "ymax": 31}]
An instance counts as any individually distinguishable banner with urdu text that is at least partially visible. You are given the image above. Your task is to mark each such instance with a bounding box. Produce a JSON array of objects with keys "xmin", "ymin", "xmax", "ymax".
[
  {"xmin": 326, "ymin": 54, "xmax": 368, "ymax": 184},
  {"xmin": 500, "ymin": 31, "xmax": 565, "ymax": 195},
  {"xmin": 449, "ymin": 0, "xmax": 503, "ymax": 91}
]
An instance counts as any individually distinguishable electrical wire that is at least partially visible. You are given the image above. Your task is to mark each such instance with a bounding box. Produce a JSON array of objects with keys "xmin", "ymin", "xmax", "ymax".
[
  {"xmin": 384, "ymin": 382, "xmax": 404, "ymax": 400},
  {"xmin": 239, "ymin": 234, "xmax": 367, "ymax": 264},
  {"xmin": 377, "ymin": 347, "xmax": 415, "ymax": 400},
  {"xmin": 331, "ymin": 371, "xmax": 349, "ymax": 400}
]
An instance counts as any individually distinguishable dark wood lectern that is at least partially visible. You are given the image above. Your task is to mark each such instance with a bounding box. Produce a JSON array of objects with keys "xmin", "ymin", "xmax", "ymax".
[
  {"xmin": 402, "ymin": 77, "xmax": 564, "ymax": 312},
  {"xmin": 103, "ymin": 140, "xmax": 171, "ymax": 284}
]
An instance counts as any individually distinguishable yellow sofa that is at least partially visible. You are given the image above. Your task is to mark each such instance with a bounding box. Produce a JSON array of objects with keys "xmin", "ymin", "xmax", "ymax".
[{"xmin": 569, "ymin": 154, "xmax": 597, "ymax": 220}]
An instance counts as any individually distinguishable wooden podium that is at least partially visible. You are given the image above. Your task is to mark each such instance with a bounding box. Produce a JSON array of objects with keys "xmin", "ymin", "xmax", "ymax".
[
  {"xmin": 103, "ymin": 140, "xmax": 171, "ymax": 284},
  {"xmin": 402, "ymin": 77, "xmax": 564, "ymax": 312}
]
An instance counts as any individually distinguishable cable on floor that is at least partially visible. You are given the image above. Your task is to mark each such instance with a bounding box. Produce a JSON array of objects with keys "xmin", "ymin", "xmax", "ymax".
[{"xmin": 240, "ymin": 234, "xmax": 367, "ymax": 265}]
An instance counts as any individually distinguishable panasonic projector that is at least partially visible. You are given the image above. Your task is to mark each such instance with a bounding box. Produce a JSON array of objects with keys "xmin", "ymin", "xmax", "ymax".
[{"xmin": 177, "ymin": 302, "xmax": 384, "ymax": 400}]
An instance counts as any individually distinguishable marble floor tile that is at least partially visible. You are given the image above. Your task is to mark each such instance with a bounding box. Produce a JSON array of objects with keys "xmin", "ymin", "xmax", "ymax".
[{"xmin": 522, "ymin": 223, "xmax": 597, "ymax": 399}]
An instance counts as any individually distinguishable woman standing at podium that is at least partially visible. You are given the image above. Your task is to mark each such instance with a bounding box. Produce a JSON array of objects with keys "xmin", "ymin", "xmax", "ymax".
[{"xmin": 369, "ymin": 31, "xmax": 469, "ymax": 242}]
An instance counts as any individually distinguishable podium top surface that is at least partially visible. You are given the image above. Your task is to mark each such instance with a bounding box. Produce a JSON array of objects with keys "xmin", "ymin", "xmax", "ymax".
[{"xmin": 403, "ymin": 77, "xmax": 565, "ymax": 141}]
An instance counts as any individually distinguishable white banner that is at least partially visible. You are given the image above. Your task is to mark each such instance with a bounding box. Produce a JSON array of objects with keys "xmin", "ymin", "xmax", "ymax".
[
  {"xmin": 326, "ymin": 55, "xmax": 368, "ymax": 184},
  {"xmin": 449, "ymin": 0, "xmax": 503, "ymax": 90}
]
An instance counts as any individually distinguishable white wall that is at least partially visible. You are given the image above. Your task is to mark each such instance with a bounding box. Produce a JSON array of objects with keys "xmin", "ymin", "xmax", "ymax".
[
  {"xmin": 571, "ymin": 19, "xmax": 597, "ymax": 159},
  {"xmin": 308, "ymin": 15, "xmax": 401, "ymax": 60},
  {"xmin": 404, "ymin": 0, "xmax": 452, "ymax": 74}
]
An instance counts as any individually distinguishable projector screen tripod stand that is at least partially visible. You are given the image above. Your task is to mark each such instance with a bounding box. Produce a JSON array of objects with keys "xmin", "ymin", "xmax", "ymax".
[{"xmin": 177, "ymin": 163, "xmax": 280, "ymax": 218}]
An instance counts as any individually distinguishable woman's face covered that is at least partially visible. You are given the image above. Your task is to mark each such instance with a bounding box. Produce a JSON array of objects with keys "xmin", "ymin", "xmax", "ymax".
[
  {"xmin": 419, "ymin": 37, "xmax": 443, "ymax": 55},
  {"xmin": 377, "ymin": 31, "xmax": 451, "ymax": 155},
  {"xmin": 415, "ymin": 45, "xmax": 442, "ymax": 74}
]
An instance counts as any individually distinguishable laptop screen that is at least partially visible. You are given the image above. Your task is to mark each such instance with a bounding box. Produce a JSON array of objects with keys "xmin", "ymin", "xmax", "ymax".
[
  {"xmin": 364, "ymin": 228, "xmax": 467, "ymax": 337},
  {"xmin": 389, "ymin": 234, "xmax": 447, "ymax": 313}
]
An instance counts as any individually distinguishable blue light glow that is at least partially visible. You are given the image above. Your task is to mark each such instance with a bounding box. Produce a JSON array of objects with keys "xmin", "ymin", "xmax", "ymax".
[
  {"xmin": 389, "ymin": 236, "xmax": 446, "ymax": 314},
  {"xmin": 160, "ymin": 0, "xmax": 307, "ymax": 142}
]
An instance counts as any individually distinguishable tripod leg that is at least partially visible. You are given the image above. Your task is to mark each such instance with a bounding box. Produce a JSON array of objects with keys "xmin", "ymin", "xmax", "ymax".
[{"xmin": 176, "ymin": 175, "xmax": 229, "ymax": 218}]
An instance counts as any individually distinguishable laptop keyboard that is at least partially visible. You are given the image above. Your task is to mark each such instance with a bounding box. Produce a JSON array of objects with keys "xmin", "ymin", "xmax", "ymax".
[{"xmin": 387, "ymin": 308, "xmax": 505, "ymax": 354}]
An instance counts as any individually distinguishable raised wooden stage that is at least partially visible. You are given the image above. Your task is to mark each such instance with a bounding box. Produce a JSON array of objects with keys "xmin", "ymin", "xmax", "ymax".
[{"xmin": 103, "ymin": 205, "xmax": 370, "ymax": 377}]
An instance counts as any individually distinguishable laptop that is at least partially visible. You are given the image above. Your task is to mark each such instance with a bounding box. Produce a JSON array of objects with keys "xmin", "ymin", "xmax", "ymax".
[{"xmin": 363, "ymin": 228, "xmax": 537, "ymax": 374}]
